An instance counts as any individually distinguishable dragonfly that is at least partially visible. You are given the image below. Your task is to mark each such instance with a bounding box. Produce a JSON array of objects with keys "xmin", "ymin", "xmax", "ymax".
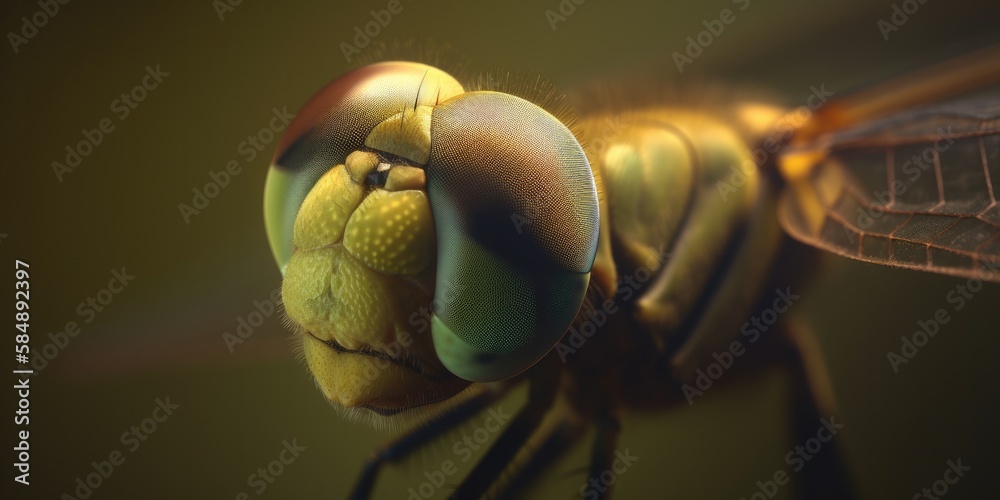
[{"xmin": 261, "ymin": 44, "xmax": 1000, "ymax": 499}]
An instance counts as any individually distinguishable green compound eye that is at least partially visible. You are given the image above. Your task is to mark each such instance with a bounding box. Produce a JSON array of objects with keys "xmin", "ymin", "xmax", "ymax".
[{"xmin": 425, "ymin": 91, "xmax": 599, "ymax": 382}]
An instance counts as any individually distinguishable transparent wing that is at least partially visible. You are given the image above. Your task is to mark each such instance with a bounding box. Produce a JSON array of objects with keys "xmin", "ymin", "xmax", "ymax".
[{"xmin": 779, "ymin": 89, "xmax": 1000, "ymax": 282}]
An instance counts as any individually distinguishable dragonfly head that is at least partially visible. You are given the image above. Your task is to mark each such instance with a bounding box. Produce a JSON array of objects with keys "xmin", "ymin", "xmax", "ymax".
[{"xmin": 264, "ymin": 62, "xmax": 599, "ymax": 418}]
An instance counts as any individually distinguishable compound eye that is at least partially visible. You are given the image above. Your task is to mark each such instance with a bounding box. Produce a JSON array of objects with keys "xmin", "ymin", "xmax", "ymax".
[
  {"xmin": 425, "ymin": 92, "xmax": 600, "ymax": 382},
  {"xmin": 263, "ymin": 62, "xmax": 463, "ymax": 273}
]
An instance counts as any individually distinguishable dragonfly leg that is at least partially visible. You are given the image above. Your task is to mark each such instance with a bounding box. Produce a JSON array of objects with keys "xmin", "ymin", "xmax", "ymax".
[
  {"xmin": 448, "ymin": 358, "xmax": 560, "ymax": 499},
  {"xmin": 778, "ymin": 316, "xmax": 859, "ymax": 500},
  {"xmin": 347, "ymin": 389, "xmax": 499, "ymax": 500},
  {"xmin": 493, "ymin": 419, "xmax": 585, "ymax": 500},
  {"xmin": 583, "ymin": 410, "xmax": 624, "ymax": 500}
]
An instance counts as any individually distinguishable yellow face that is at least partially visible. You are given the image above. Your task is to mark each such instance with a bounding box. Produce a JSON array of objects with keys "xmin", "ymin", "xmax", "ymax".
[
  {"xmin": 265, "ymin": 61, "xmax": 600, "ymax": 421},
  {"xmin": 274, "ymin": 63, "xmax": 470, "ymax": 418},
  {"xmin": 284, "ymin": 151, "xmax": 472, "ymax": 416}
]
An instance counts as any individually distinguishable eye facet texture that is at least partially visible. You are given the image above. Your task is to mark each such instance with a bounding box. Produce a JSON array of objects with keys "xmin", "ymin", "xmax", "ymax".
[{"xmin": 425, "ymin": 91, "xmax": 599, "ymax": 381}]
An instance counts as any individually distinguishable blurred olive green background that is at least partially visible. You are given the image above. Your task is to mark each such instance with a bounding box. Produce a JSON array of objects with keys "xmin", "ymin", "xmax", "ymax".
[{"xmin": 3, "ymin": 0, "xmax": 1000, "ymax": 498}]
